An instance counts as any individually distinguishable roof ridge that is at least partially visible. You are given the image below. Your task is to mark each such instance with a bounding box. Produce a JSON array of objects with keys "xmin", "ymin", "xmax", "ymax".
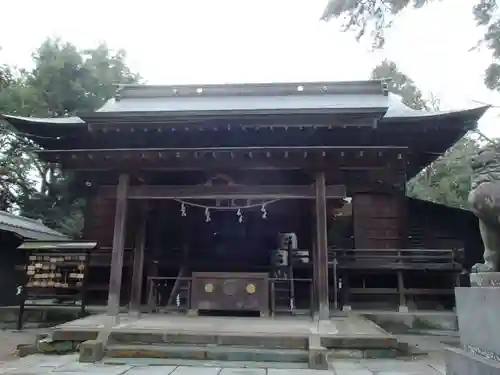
[{"xmin": 114, "ymin": 80, "xmax": 387, "ymax": 101}]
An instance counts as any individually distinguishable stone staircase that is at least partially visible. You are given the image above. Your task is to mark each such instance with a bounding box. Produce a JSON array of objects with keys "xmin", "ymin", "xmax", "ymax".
[
  {"xmin": 105, "ymin": 331, "xmax": 310, "ymax": 366},
  {"xmin": 35, "ymin": 313, "xmax": 415, "ymax": 369}
]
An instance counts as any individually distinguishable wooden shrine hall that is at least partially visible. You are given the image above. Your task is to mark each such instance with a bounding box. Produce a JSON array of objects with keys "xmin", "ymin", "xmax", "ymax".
[{"xmin": 2, "ymin": 80, "xmax": 489, "ymax": 320}]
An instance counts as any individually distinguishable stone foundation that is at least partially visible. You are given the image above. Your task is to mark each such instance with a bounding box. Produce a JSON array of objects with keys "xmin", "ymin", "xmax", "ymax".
[
  {"xmin": 446, "ymin": 273, "xmax": 500, "ymax": 375},
  {"xmin": 446, "ymin": 347, "xmax": 500, "ymax": 375}
]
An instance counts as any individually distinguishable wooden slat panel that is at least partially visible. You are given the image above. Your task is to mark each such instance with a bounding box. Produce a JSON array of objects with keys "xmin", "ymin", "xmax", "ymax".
[{"xmin": 353, "ymin": 193, "xmax": 406, "ymax": 249}]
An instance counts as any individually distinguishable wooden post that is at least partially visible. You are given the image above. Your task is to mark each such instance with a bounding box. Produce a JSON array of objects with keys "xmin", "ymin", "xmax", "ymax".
[
  {"xmin": 341, "ymin": 275, "xmax": 351, "ymax": 311},
  {"xmin": 397, "ymin": 250, "xmax": 407, "ymax": 312},
  {"xmin": 315, "ymin": 172, "xmax": 330, "ymax": 320},
  {"xmin": 311, "ymin": 202, "xmax": 318, "ymax": 317},
  {"xmin": 397, "ymin": 271, "xmax": 407, "ymax": 312},
  {"xmin": 106, "ymin": 173, "xmax": 129, "ymax": 323},
  {"xmin": 129, "ymin": 202, "xmax": 148, "ymax": 318}
]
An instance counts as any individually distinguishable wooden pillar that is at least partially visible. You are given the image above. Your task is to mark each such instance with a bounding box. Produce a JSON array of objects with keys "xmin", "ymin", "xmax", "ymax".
[
  {"xmin": 341, "ymin": 275, "xmax": 351, "ymax": 311},
  {"xmin": 315, "ymin": 172, "xmax": 330, "ymax": 320},
  {"xmin": 397, "ymin": 271, "xmax": 407, "ymax": 312},
  {"xmin": 311, "ymin": 202, "xmax": 318, "ymax": 316},
  {"xmin": 106, "ymin": 174, "xmax": 129, "ymax": 323},
  {"xmin": 129, "ymin": 202, "xmax": 148, "ymax": 318}
]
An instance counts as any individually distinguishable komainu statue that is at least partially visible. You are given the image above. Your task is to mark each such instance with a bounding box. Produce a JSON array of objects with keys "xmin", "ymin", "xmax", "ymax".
[{"xmin": 469, "ymin": 145, "xmax": 500, "ymax": 272}]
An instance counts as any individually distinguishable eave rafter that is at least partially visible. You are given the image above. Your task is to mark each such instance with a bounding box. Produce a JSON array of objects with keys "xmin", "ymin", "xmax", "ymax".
[
  {"xmin": 85, "ymin": 113, "xmax": 381, "ymax": 131},
  {"xmin": 38, "ymin": 146, "xmax": 408, "ymax": 171}
]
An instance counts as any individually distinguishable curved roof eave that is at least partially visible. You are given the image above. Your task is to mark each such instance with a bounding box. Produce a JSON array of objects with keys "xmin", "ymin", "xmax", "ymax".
[
  {"xmin": 1, "ymin": 105, "xmax": 491, "ymax": 127},
  {"xmin": 1, "ymin": 114, "xmax": 85, "ymax": 125},
  {"xmin": 381, "ymin": 104, "xmax": 491, "ymax": 122}
]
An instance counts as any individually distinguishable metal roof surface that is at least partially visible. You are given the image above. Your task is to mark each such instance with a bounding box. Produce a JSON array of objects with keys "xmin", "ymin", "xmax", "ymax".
[
  {"xmin": 84, "ymin": 80, "xmax": 388, "ymax": 117},
  {"xmin": 94, "ymin": 94, "xmax": 388, "ymax": 114},
  {"xmin": 0, "ymin": 211, "xmax": 68, "ymax": 241},
  {"xmin": 18, "ymin": 241, "xmax": 97, "ymax": 250}
]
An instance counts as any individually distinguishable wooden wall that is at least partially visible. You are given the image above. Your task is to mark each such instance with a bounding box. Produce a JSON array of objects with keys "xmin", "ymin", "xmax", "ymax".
[
  {"xmin": 350, "ymin": 193, "xmax": 481, "ymax": 254},
  {"xmin": 353, "ymin": 193, "xmax": 406, "ymax": 249}
]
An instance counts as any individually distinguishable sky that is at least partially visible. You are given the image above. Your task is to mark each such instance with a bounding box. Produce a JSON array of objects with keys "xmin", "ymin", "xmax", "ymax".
[{"xmin": 1, "ymin": 0, "xmax": 500, "ymax": 136}]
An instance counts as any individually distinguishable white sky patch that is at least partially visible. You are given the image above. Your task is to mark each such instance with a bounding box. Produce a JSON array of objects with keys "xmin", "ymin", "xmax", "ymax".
[{"xmin": 1, "ymin": 0, "xmax": 499, "ymax": 135}]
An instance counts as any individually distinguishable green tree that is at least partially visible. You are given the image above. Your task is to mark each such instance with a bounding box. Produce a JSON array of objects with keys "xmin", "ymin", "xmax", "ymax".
[
  {"xmin": 321, "ymin": 0, "xmax": 500, "ymax": 91},
  {"xmin": 371, "ymin": 59, "xmax": 483, "ymax": 208},
  {"xmin": 371, "ymin": 59, "xmax": 429, "ymax": 110},
  {"xmin": 407, "ymin": 137, "xmax": 483, "ymax": 209},
  {"xmin": 28, "ymin": 39, "xmax": 141, "ymax": 116},
  {"xmin": 0, "ymin": 38, "xmax": 141, "ymax": 236}
]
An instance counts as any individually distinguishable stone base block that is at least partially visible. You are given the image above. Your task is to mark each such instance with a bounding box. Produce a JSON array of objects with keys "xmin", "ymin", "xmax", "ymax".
[
  {"xmin": 455, "ymin": 287, "xmax": 500, "ymax": 355},
  {"xmin": 308, "ymin": 332, "xmax": 328, "ymax": 370},
  {"xmin": 16, "ymin": 344, "xmax": 37, "ymax": 357},
  {"xmin": 37, "ymin": 339, "xmax": 74, "ymax": 354},
  {"xmin": 79, "ymin": 340, "xmax": 104, "ymax": 363},
  {"xmin": 308, "ymin": 346, "xmax": 328, "ymax": 370},
  {"xmin": 470, "ymin": 272, "xmax": 500, "ymax": 287},
  {"xmin": 398, "ymin": 305, "xmax": 409, "ymax": 313},
  {"xmin": 446, "ymin": 347, "xmax": 500, "ymax": 375}
]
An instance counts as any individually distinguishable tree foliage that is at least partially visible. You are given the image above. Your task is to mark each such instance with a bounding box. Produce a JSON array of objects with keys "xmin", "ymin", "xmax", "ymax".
[
  {"xmin": 0, "ymin": 38, "xmax": 141, "ymax": 236},
  {"xmin": 371, "ymin": 59, "xmax": 429, "ymax": 110},
  {"xmin": 321, "ymin": 0, "xmax": 500, "ymax": 91},
  {"xmin": 371, "ymin": 59, "xmax": 485, "ymax": 208},
  {"xmin": 407, "ymin": 137, "xmax": 483, "ymax": 209}
]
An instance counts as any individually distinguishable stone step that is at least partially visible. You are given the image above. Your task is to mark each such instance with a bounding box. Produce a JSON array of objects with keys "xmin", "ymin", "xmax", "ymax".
[
  {"xmin": 105, "ymin": 344, "xmax": 309, "ymax": 363},
  {"xmin": 101, "ymin": 357, "xmax": 310, "ymax": 369},
  {"xmin": 108, "ymin": 331, "xmax": 400, "ymax": 351},
  {"xmin": 407, "ymin": 329, "xmax": 459, "ymax": 337},
  {"xmin": 108, "ymin": 332, "xmax": 309, "ymax": 350}
]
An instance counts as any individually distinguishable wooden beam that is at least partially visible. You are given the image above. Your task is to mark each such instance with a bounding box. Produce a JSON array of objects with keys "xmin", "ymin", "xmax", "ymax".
[
  {"xmin": 106, "ymin": 174, "xmax": 129, "ymax": 323},
  {"xmin": 128, "ymin": 202, "xmax": 148, "ymax": 318},
  {"xmin": 99, "ymin": 184, "xmax": 346, "ymax": 200},
  {"xmin": 315, "ymin": 172, "xmax": 330, "ymax": 320},
  {"xmin": 58, "ymin": 159, "xmax": 405, "ymax": 172},
  {"xmin": 38, "ymin": 145, "xmax": 409, "ymax": 155},
  {"xmin": 44, "ymin": 146, "xmax": 407, "ymax": 172}
]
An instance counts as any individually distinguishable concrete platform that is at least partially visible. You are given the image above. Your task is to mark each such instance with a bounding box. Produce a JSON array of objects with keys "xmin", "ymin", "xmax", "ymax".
[
  {"xmin": 46, "ymin": 313, "xmax": 405, "ymax": 368},
  {"xmin": 51, "ymin": 313, "xmax": 396, "ymax": 349}
]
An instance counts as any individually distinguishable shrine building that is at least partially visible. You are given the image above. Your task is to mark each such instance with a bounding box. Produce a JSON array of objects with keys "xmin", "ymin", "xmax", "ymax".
[{"xmin": 2, "ymin": 80, "xmax": 488, "ymax": 319}]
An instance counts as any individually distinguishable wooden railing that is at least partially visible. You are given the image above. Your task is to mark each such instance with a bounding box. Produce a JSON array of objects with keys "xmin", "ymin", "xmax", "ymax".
[
  {"xmin": 328, "ymin": 248, "xmax": 465, "ymax": 310},
  {"xmin": 329, "ymin": 248, "xmax": 465, "ymax": 271}
]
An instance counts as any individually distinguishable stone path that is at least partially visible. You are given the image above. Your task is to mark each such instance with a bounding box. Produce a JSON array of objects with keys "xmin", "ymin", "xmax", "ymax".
[{"xmin": 0, "ymin": 353, "xmax": 446, "ymax": 375}]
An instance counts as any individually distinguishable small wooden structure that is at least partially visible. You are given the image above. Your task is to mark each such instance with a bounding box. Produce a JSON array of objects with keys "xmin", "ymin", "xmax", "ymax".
[
  {"xmin": 16, "ymin": 240, "xmax": 97, "ymax": 329},
  {"xmin": 1, "ymin": 81, "xmax": 488, "ymax": 318},
  {"xmin": 0, "ymin": 211, "xmax": 68, "ymax": 307}
]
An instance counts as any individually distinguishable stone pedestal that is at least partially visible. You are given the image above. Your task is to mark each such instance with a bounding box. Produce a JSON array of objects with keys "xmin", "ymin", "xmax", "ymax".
[{"xmin": 446, "ymin": 273, "xmax": 500, "ymax": 375}]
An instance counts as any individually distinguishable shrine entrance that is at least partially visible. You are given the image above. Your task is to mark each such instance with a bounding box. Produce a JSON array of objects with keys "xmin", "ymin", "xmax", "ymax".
[{"xmin": 103, "ymin": 173, "xmax": 343, "ymax": 320}]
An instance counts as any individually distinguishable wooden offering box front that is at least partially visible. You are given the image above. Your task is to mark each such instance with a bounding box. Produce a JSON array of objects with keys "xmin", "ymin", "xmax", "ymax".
[{"xmin": 190, "ymin": 272, "xmax": 269, "ymax": 316}]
